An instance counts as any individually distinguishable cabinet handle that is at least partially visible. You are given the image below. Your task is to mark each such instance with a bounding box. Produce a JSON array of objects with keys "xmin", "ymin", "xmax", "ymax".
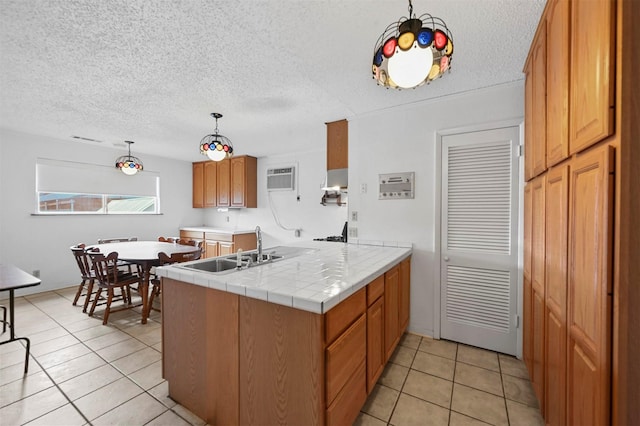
[{"xmin": 444, "ymin": 256, "xmax": 450, "ymax": 262}]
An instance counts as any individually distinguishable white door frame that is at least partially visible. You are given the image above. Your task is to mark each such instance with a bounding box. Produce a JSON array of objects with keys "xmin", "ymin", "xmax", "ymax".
[{"xmin": 433, "ymin": 118, "xmax": 525, "ymax": 359}]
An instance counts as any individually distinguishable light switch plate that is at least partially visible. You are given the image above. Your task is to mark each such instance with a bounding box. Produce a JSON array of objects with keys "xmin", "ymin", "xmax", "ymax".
[
  {"xmin": 348, "ymin": 227, "xmax": 358, "ymax": 238},
  {"xmin": 351, "ymin": 211, "xmax": 358, "ymax": 221}
]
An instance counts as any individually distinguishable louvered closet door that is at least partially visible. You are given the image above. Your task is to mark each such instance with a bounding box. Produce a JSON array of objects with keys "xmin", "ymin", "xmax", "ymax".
[{"xmin": 441, "ymin": 127, "xmax": 520, "ymax": 355}]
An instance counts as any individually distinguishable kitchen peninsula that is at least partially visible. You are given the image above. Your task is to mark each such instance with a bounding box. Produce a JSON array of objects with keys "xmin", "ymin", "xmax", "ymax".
[{"xmin": 156, "ymin": 241, "xmax": 412, "ymax": 425}]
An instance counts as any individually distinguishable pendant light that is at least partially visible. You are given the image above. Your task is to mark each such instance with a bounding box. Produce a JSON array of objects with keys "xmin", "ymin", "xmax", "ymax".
[
  {"xmin": 372, "ymin": 0, "xmax": 454, "ymax": 89},
  {"xmin": 199, "ymin": 113, "xmax": 234, "ymax": 161},
  {"xmin": 115, "ymin": 141, "xmax": 143, "ymax": 175}
]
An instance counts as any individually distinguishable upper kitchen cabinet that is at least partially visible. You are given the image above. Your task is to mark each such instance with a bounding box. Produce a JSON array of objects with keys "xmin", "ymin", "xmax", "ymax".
[
  {"xmin": 569, "ymin": 0, "xmax": 615, "ymax": 154},
  {"xmin": 545, "ymin": 0, "xmax": 570, "ymax": 167},
  {"xmin": 192, "ymin": 155, "xmax": 257, "ymax": 208},
  {"xmin": 326, "ymin": 119, "xmax": 348, "ymax": 170},
  {"xmin": 524, "ymin": 21, "xmax": 547, "ymax": 180},
  {"xmin": 230, "ymin": 156, "xmax": 257, "ymax": 208}
]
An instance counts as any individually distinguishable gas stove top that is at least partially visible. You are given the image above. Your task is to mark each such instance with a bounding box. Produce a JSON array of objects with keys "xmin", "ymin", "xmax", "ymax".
[{"xmin": 313, "ymin": 236, "xmax": 345, "ymax": 242}]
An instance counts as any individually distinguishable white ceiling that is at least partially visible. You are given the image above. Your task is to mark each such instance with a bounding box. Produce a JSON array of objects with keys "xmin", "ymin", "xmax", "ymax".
[{"xmin": 0, "ymin": 0, "xmax": 544, "ymax": 162}]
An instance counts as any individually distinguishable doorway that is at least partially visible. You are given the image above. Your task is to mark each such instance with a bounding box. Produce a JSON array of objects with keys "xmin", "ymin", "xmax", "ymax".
[{"xmin": 439, "ymin": 126, "xmax": 520, "ymax": 355}]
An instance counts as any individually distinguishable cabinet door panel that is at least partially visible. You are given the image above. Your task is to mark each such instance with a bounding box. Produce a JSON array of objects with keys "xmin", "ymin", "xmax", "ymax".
[
  {"xmin": 217, "ymin": 159, "xmax": 230, "ymax": 207},
  {"xmin": 205, "ymin": 241, "xmax": 219, "ymax": 259},
  {"xmin": 567, "ymin": 145, "xmax": 614, "ymax": 425},
  {"xmin": 193, "ymin": 162, "xmax": 204, "ymax": 208},
  {"xmin": 326, "ymin": 119, "xmax": 348, "ymax": 170},
  {"xmin": 532, "ymin": 289, "xmax": 545, "ymax": 409},
  {"xmin": 366, "ymin": 297, "xmax": 384, "ymax": 394},
  {"xmin": 569, "ymin": 0, "xmax": 615, "ymax": 153},
  {"xmin": 544, "ymin": 163, "xmax": 569, "ymax": 425},
  {"xmin": 532, "ymin": 25, "xmax": 547, "ymax": 177},
  {"xmin": 399, "ymin": 257, "xmax": 410, "ymax": 333},
  {"xmin": 230, "ymin": 157, "xmax": 245, "ymax": 207},
  {"xmin": 546, "ymin": 0, "xmax": 570, "ymax": 167},
  {"xmin": 384, "ymin": 265, "xmax": 400, "ymax": 360},
  {"xmin": 531, "ymin": 175, "xmax": 546, "ymax": 411},
  {"xmin": 524, "ymin": 67, "xmax": 534, "ymax": 181},
  {"xmin": 204, "ymin": 161, "xmax": 217, "ymax": 207},
  {"xmin": 523, "ymin": 183, "xmax": 533, "ymax": 374},
  {"xmin": 325, "ymin": 314, "xmax": 366, "ymax": 406}
]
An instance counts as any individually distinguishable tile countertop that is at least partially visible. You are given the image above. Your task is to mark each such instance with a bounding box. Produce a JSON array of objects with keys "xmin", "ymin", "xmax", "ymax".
[
  {"xmin": 180, "ymin": 226, "xmax": 256, "ymax": 235},
  {"xmin": 156, "ymin": 240, "xmax": 412, "ymax": 314}
]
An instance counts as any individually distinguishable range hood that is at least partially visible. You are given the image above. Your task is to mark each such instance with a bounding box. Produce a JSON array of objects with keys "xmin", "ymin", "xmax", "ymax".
[{"xmin": 323, "ymin": 168, "xmax": 348, "ymax": 191}]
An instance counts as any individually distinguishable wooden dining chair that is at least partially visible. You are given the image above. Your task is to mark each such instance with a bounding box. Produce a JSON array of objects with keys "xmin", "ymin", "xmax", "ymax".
[
  {"xmin": 71, "ymin": 244, "xmax": 98, "ymax": 313},
  {"xmin": 158, "ymin": 236, "xmax": 176, "ymax": 243},
  {"xmin": 88, "ymin": 251, "xmax": 142, "ymax": 325}
]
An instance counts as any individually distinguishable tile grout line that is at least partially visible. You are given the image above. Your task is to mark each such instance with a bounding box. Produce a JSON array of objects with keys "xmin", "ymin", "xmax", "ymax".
[
  {"xmin": 9, "ymin": 291, "xmax": 194, "ymax": 426},
  {"xmin": 498, "ymin": 355, "xmax": 512, "ymax": 426}
]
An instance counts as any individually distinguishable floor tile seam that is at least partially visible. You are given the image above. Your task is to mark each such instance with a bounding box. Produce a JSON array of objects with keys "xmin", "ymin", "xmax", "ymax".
[
  {"xmin": 407, "ymin": 365, "xmax": 454, "ymax": 384},
  {"xmin": 13, "ymin": 347, "xmax": 92, "ymax": 426},
  {"xmin": 109, "ymin": 352, "xmax": 162, "ymax": 377},
  {"xmin": 451, "ymin": 368, "xmax": 505, "ymax": 398},
  {"xmin": 498, "ymin": 357, "xmax": 511, "ymax": 426},
  {"xmin": 415, "ymin": 347, "xmax": 457, "ymax": 361},
  {"xmin": 82, "ymin": 384, "xmax": 148, "ymax": 423},
  {"xmin": 449, "ymin": 408, "xmax": 494, "ymax": 425},
  {"xmin": 399, "ymin": 387, "xmax": 452, "ymax": 412},
  {"xmin": 454, "ymin": 359, "xmax": 502, "ymax": 374}
]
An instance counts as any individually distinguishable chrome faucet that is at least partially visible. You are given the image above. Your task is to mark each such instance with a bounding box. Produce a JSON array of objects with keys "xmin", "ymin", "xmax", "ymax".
[{"xmin": 255, "ymin": 225, "xmax": 263, "ymax": 263}]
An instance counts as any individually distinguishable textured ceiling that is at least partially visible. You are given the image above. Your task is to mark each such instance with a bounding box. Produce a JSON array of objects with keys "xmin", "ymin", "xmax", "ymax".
[{"xmin": 0, "ymin": 0, "xmax": 545, "ymax": 162}]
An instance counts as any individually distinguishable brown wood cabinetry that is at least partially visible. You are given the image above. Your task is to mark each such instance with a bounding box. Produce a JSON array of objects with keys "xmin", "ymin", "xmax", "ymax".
[
  {"xmin": 179, "ymin": 230, "xmax": 256, "ymax": 259},
  {"xmin": 399, "ymin": 257, "xmax": 410, "ymax": 333},
  {"xmin": 522, "ymin": 0, "xmax": 640, "ymax": 422},
  {"xmin": 544, "ymin": 163, "xmax": 569, "ymax": 426},
  {"xmin": 326, "ymin": 119, "xmax": 348, "ymax": 170},
  {"xmin": 366, "ymin": 275, "xmax": 385, "ymax": 393},
  {"xmin": 545, "ymin": 0, "xmax": 570, "ymax": 167},
  {"xmin": 192, "ymin": 162, "xmax": 204, "ymax": 208},
  {"xmin": 531, "ymin": 25, "xmax": 547, "ymax": 177},
  {"xmin": 569, "ymin": 0, "xmax": 615, "ymax": 154},
  {"xmin": 384, "ymin": 264, "xmax": 400, "ymax": 361},
  {"xmin": 162, "ymin": 256, "xmax": 411, "ymax": 425},
  {"xmin": 531, "ymin": 175, "xmax": 546, "ymax": 411},
  {"xmin": 192, "ymin": 155, "xmax": 257, "ymax": 208},
  {"xmin": 216, "ymin": 158, "xmax": 231, "ymax": 207},
  {"xmin": 567, "ymin": 145, "xmax": 614, "ymax": 425},
  {"xmin": 230, "ymin": 156, "xmax": 257, "ymax": 208}
]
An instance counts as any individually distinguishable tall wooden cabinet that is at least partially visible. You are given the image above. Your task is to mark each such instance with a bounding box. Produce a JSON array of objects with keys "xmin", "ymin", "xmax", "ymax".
[{"xmin": 522, "ymin": 0, "xmax": 639, "ymax": 424}]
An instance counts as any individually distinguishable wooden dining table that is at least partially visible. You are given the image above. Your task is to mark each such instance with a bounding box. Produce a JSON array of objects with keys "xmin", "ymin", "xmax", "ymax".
[{"xmin": 88, "ymin": 241, "xmax": 201, "ymax": 324}]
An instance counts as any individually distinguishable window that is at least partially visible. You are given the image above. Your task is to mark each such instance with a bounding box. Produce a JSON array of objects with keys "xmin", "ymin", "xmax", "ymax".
[{"xmin": 36, "ymin": 158, "xmax": 160, "ymax": 215}]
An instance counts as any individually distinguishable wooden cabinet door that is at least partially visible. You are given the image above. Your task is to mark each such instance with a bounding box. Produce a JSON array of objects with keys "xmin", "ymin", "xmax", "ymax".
[
  {"xmin": 531, "ymin": 174, "xmax": 546, "ymax": 411},
  {"xmin": 203, "ymin": 161, "xmax": 217, "ymax": 208},
  {"xmin": 569, "ymin": 0, "xmax": 615, "ymax": 154},
  {"xmin": 205, "ymin": 241, "xmax": 219, "ymax": 259},
  {"xmin": 532, "ymin": 24, "xmax": 547, "ymax": 177},
  {"xmin": 217, "ymin": 159, "xmax": 230, "ymax": 207},
  {"xmin": 524, "ymin": 63, "xmax": 534, "ymax": 182},
  {"xmin": 193, "ymin": 162, "xmax": 204, "ymax": 208},
  {"xmin": 366, "ymin": 297, "xmax": 384, "ymax": 393},
  {"xmin": 384, "ymin": 265, "xmax": 400, "ymax": 361},
  {"xmin": 523, "ymin": 183, "xmax": 533, "ymax": 374},
  {"xmin": 218, "ymin": 242, "xmax": 235, "ymax": 256},
  {"xmin": 325, "ymin": 314, "xmax": 366, "ymax": 406},
  {"xmin": 326, "ymin": 119, "xmax": 348, "ymax": 170},
  {"xmin": 546, "ymin": 0, "xmax": 570, "ymax": 167},
  {"xmin": 567, "ymin": 145, "xmax": 614, "ymax": 426},
  {"xmin": 230, "ymin": 156, "xmax": 246, "ymax": 207},
  {"xmin": 399, "ymin": 257, "xmax": 410, "ymax": 334},
  {"xmin": 545, "ymin": 163, "xmax": 569, "ymax": 426}
]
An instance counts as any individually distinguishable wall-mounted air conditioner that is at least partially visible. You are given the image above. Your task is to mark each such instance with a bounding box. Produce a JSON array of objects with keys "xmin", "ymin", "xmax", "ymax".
[{"xmin": 267, "ymin": 166, "xmax": 295, "ymax": 191}]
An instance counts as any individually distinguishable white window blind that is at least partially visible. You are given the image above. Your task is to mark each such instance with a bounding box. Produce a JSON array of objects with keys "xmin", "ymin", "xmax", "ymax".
[{"xmin": 36, "ymin": 158, "xmax": 159, "ymax": 197}]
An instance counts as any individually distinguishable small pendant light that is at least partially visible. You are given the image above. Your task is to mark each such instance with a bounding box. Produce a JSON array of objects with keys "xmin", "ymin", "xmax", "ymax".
[
  {"xmin": 115, "ymin": 141, "xmax": 143, "ymax": 175},
  {"xmin": 199, "ymin": 113, "xmax": 234, "ymax": 161}
]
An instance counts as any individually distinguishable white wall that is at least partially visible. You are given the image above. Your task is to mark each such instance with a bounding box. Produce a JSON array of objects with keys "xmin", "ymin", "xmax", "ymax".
[
  {"xmin": 348, "ymin": 81, "xmax": 524, "ymax": 337},
  {"xmin": 0, "ymin": 129, "xmax": 202, "ymax": 296}
]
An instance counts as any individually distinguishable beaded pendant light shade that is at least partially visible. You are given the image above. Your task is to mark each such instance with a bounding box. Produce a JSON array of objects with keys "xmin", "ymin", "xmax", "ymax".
[
  {"xmin": 372, "ymin": 0, "xmax": 454, "ymax": 89},
  {"xmin": 199, "ymin": 113, "xmax": 234, "ymax": 162},
  {"xmin": 115, "ymin": 141, "xmax": 143, "ymax": 175}
]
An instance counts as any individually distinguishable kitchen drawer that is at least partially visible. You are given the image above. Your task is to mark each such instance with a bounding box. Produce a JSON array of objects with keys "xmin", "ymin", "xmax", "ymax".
[
  {"xmin": 180, "ymin": 230, "xmax": 204, "ymax": 240},
  {"xmin": 205, "ymin": 232, "xmax": 233, "ymax": 242},
  {"xmin": 326, "ymin": 360, "xmax": 366, "ymax": 426},
  {"xmin": 325, "ymin": 314, "xmax": 366, "ymax": 406},
  {"xmin": 324, "ymin": 288, "xmax": 365, "ymax": 345},
  {"xmin": 367, "ymin": 275, "xmax": 384, "ymax": 306}
]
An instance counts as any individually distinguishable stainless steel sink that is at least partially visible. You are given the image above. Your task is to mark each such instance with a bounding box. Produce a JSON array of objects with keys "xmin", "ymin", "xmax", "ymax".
[
  {"xmin": 180, "ymin": 258, "xmax": 239, "ymax": 273},
  {"xmin": 175, "ymin": 245, "xmax": 318, "ymax": 274}
]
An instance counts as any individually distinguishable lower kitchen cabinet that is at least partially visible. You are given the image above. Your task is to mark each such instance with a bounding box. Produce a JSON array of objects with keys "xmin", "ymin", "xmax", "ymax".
[
  {"xmin": 179, "ymin": 230, "xmax": 256, "ymax": 259},
  {"xmin": 162, "ymin": 256, "xmax": 411, "ymax": 425},
  {"xmin": 384, "ymin": 264, "xmax": 401, "ymax": 360}
]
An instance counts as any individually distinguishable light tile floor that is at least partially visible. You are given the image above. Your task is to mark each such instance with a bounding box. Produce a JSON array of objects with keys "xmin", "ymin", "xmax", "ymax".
[{"xmin": 1, "ymin": 286, "xmax": 544, "ymax": 425}]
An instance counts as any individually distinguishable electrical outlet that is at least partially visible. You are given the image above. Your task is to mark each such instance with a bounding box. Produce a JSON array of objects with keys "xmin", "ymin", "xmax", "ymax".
[
  {"xmin": 32, "ymin": 269, "xmax": 40, "ymax": 278},
  {"xmin": 226, "ymin": 216, "xmax": 230, "ymax": 222},
  {"xmin": 351, "ymin": 211, "xmax": 358, "ymax": 221},
  {"xmin": 348, "ymin": 227, "xmax": 358, "ymax": 238},
  {"xmin": 360, "ymin": 183, "xmax": 367, "ymax": 194}
]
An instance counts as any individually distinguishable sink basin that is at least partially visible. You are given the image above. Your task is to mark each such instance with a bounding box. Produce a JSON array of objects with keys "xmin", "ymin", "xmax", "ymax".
[{"xmin": 180, "ymin": 258, "xmax": 239, "ymax": 273}]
